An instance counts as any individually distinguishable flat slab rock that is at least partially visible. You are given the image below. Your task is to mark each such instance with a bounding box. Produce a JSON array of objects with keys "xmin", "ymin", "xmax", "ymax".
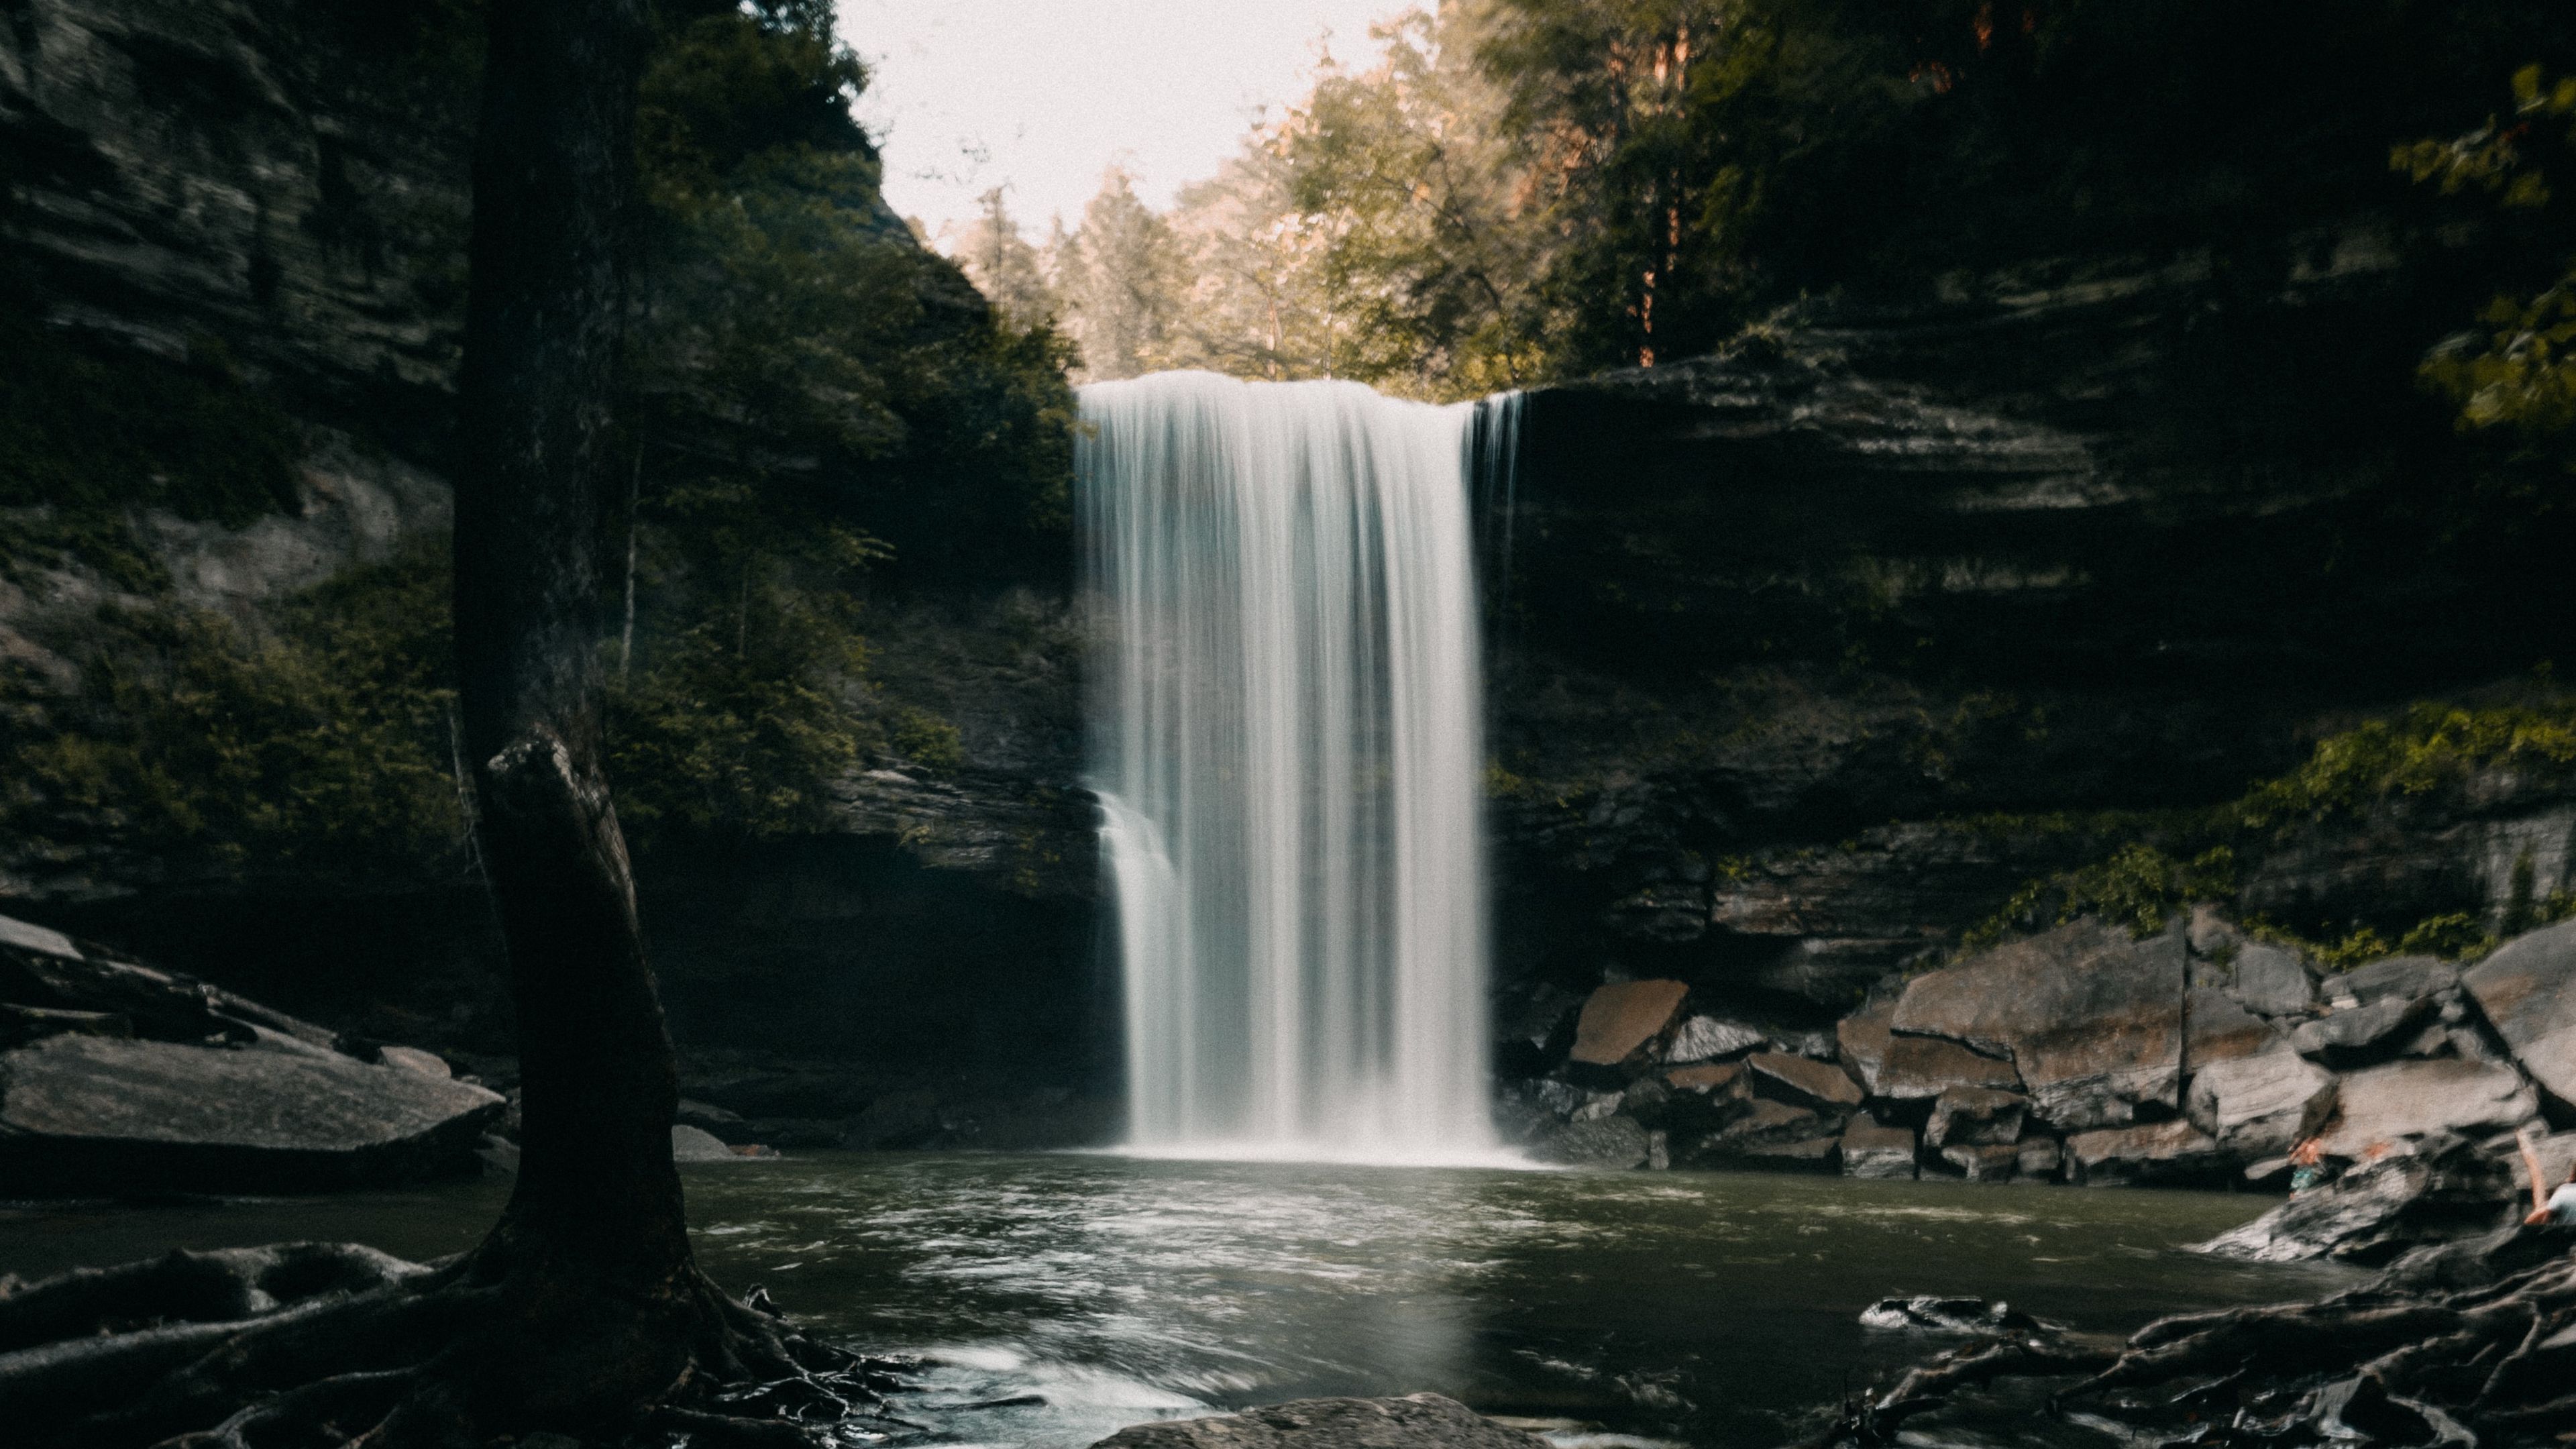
[
  {"xmin": 2463, "ymin": 919, "xmax": 2576, "ymax": 1109},
  {"xmin": 1568, "ymin": 980, "xmax": 1688, "ymax": 1066},
  {"xmin": 1090, "ymin": 1394, "xmax": 1548, "ymax": 1449},
  {"xmin": 1893, "ymin": 919, "xmax": 2185, "ymax": 1130},
  {"xmin": 2314, "ymin": 1059, "xmax": 2535, "ymax": 1160},
  {"xmin": 0, "ymin": 1033, "xmax": 504, "ymax": 1194}
]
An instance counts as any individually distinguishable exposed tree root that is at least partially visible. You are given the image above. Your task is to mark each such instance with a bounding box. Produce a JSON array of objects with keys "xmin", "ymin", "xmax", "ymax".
[
  {"xmin": 0, "ymin": 1242, "xmax": 910, "ymax": 1449},
  {"xmin": 1817, "ymin": 1225, "xmax": 2576, "ymax": 1449}
]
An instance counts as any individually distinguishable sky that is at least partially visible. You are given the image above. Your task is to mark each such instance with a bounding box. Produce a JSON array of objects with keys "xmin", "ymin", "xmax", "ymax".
[{"xmin": 840, "ymin": 0, "xmax": 1415, "ymax": 240}]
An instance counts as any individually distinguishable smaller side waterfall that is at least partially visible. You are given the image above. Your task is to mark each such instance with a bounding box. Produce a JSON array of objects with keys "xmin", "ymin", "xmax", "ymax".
[{"xmin": 1079, "ymin": 371, "xmax": 1503, "ymax": 1163}]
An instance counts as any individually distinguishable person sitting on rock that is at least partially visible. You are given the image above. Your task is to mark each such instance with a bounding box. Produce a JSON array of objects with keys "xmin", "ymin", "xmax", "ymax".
[{"xmin": 2288, "ymin": 1137, "xmax": 2326, "ymax": 1195}]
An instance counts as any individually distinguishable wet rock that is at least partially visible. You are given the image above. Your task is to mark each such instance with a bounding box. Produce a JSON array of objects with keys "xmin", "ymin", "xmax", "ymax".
[
  {"xmin": 2066, "ymin": 1120, "xmax": 2223, "ymax": 1186},
  {"xmin": 2461, "ymin": 919, "xmax": 2576, "ymax": 1110},
  {"xmin": 1892, "ymin": 919, "xmax": 2186, "ymax": 1130},
  {"xmin": 0, "ymin": 1034, "xmax": 503, "ymax": 1195},
  {"xmin": 1841, "ymin": 1119, "xmax": 1919, "ymax": 1179},
  {"xmin": 2186, "ymin": 1051, "xmax": 2337, "ymax": 1158},
  {"xmin": 1664, "ymin": 1014, "xmax": 1768, "ymax": 1063},
  {"xmin": 1534, "ymin": 1078, "xmax": 1625, "ymax": 1121},
  {"xmin": 1568, "ymin": 980, "xmax": 1690, "ymax": 1067},
  {"xmin": 2196, "ymin": 1132, "xmax": 2516, "ymax": 1263},
  {"xmin": 1874, "ymin": 1034, "xmax": 2024, "ymax": 1100},
  {"xmin": 1940, "ymin": 1143, "xmax": 2020, "ymax": 1181},
  {"xmin": 672, "ymin": 1124, "xmax": 741, "ymax": 1162},
  {"xmin": 1529, "ymin": 1113, "xmax": 1652, "ymax": 1169},
  {"xmin": 2315, "ymin": 1060, "xmax": 2536, "ymax": 1160},
  {"xmin": 1925, "ymin": 1086, "xmax": 2026, "ymax": 1147},
  {"xmin": 2333, "ymin": 955, "xmax": 2458, "ymax": 1008},
  {"xmin": 2229, "ymin": 942, "xmax": 2316, "ymax": 1018},
  {"xmin": 1746, "ymin": 1051, "xmax": 1864, "ymax": 1110},
  {"xmin": 2292, "ymin": 995, "xmax": 2436, "ymax": 1068},
  {"xmin": 1089, "ymin": 1393, "xmax": 1550, "ymax": 1449},
  {"xmin": 2016, "ymin": 1138, "xmax": 2063, "ymax": 1182},
  {"xmin": 1860, "ymin": 1297, "xmax": 2042, "ymax": 1334}
]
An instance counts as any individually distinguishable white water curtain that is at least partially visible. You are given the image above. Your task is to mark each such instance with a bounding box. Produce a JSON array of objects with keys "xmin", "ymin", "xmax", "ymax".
[{"xmin": 1080, "ymin": 372, "xmax": 1494, "ymax": 1161}]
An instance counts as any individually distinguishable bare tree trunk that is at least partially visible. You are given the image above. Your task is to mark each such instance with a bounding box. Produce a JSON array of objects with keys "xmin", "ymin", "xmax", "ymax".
[{"xmin": 443, "ymin": 0, "xmax": 696, "ymax": 1428}]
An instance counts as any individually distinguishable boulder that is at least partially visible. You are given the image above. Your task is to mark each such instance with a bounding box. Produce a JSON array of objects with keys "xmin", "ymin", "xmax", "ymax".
[
  {"xmin": 2186, "ymin": 1051, "xmax": 2337, "ymax": 1158},
  {"xmin": 2291, "ymin": 995, "xmax": 2436, "ymax": 1067},
  {"xmin": 2195, "ymin": 1134, "xmax": 2517, "ymax": 1264},
  {"xmin": 2461, "ymin": 919, "xmax": 2576, "ymax": 1110},
  {"xmin": 1861, "ymin": 1297, "xmax": 2043, "ymax": 1334},
  {"xmin": 1528, "ymin": 1113, "xmax": 1651, "ymax": 1169},
  {"xmin": 1925, "ymin": 1086, "xmax": 2026, "ymax": 1148},
  {"xmin": 375, "ymin": 1045, "xmax": 451, "ymax": 1079},
  {"xmin": 1531, "ymin": 1079, "xmax": 1623, "ymax": 1121},
  {"xmin": 2185, "ymin": 989, "xmax": 2284, "ymax": 1068},
  {"xmin": 1733, "ymin": 1134, "xmax": 1843, "ymax": 1171},
  {"xmin": 2332, "ymin": 955, "xmax": 2457, "ymax": 1008},
  {"xmin": 2504, "ymin": 1128, "xmax": 2576, "ymax": 1201},
  {"xmin": 1664, "ymin": 1014, "xmax": 1768, "ymax": 1064},
  {"xmin": 1089, "ymin": 1393, "xmax": 1549, "ymax": 1449},
  {"xmin": 1568, "ymin": 980, "xmax": 1689, "ymax": 1066},
  {"xmin": 2016, "ymin": 1138, "xmax": 2063, "ymax": 1182},
  {"xmin": 0, "ymin": 916, "xmax": 340, "ymax": 1052},
  {"xmin": 2316, "ymin": 1059, "xmax": 2537, "ymax": 1160},
  {"xmin": 1663, "ymin": 1061, "xmax": 1748, "ymax": 1099},
  {"xmin": 1940, "ymin": 1143, "xmax": 2019, "ymax": 1181},
  {"xmin": 0, "ymin": 1034, "xmax": 504, "ymax": 1194},
  {"xmin": 2066, "ymin": 1120, "xmax": 2223, "ymax": 1186},
  {"xmin": 1873, "ymin": 1034, "xmax": 2023, "ymax": 1100},
  {"xmin": 0, "ymin": 1004, "xmax": 131, "ymax": 1046},
  {"xmin": 671, "ymin": 1124, "xmax": 740, "ymax": 1162},
  {"xmin": 1836, "ymin": 1000, "xmax": 1896, "ymax": 1093},
  {"xmin": 1893, "ymin": 920, "xmax": 2186, "ymax": 1130},
  {"xmin": 1746, "ymin": 1051, "xmax": 1864, "ymax": 1110},
  {"xmin": 2229, "ymin": 941, "xmax": 2316, "ymax": 1018},
  {"xmin": 1841, "ymin": 1119, "xmax": 1919, "ymax": 1179}
]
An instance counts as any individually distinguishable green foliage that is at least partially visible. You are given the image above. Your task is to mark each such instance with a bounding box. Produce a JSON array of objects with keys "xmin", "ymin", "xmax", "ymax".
[
  {"xmin": 2232, "ymin": 702, "xmax": 2576, "ymax": 831},
  {"xmin": 1, "ymin": 547, "xmax": 462, "ymax": 877},
  {"xmin": 1964, "ymin": 843, "xmax": 2237, "ymax": 949},
  {"xmin": 0, "ymin": 305, "xmax": 302, "ymax": 580},
  {"xmin": 604, "ymin": 603, "xmax": 866, "ymax": 842},
  {"xmin": 1967, "ymin": 696, "xmax": 2576, "ymax": 955},
  {"xmin": 2401, "ymin": 65, "xmax": 2576, "ymax": 462},
  {"xmin": 887, "ymin": 706, "xmax": 964, "ymax": 775}
]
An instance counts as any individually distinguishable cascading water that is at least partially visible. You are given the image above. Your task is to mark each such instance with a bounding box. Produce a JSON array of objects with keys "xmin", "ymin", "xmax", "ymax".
[{"xmin": 1079, "ymin": 371, "xmax": 1500, "ymax": 1163}]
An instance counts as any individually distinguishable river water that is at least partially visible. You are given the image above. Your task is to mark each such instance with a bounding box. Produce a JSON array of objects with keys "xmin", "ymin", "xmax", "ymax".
[{"xmin": 1, "ymin": 1155, "xmax": 2349, "ymax": 1449}]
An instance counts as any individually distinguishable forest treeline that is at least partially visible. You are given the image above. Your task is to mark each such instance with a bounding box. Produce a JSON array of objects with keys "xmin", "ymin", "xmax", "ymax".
[{"xmin": 967, "ymin": 0, "xmax": 2576, "ymax": 409}]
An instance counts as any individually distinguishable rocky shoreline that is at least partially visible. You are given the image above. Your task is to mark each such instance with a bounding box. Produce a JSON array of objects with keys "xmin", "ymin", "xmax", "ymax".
[{"xmin": 1504, "ymin": 908, "xmax": 2576, "ymax": 1265}]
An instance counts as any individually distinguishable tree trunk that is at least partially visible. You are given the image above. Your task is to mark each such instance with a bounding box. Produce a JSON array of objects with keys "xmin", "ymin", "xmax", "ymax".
[{"xmin": 447, "ymin": 0, "xmax": 694, "ymax": 1426}]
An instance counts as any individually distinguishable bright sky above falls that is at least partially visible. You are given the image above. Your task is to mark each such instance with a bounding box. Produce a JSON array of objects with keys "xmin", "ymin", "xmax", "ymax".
[{"xmin": 842, "ymin": 0, "xmax": 1411, "ymax": 236}]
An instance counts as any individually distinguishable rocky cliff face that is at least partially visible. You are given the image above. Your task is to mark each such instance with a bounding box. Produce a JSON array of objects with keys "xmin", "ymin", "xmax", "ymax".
[
  {"xmin": 0, "ymin": 0, "xmax": 1104, "ymax": 1112},
  {"xmin": 1485, "ymin": 236, "xmax": 2576, "ymax": 1020}
]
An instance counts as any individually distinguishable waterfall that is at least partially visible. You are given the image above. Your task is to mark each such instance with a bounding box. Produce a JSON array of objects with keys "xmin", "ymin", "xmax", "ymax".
[{"xmin": 1079, "ymin": 371, "xmax": 1499, "ymax": 1163}]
